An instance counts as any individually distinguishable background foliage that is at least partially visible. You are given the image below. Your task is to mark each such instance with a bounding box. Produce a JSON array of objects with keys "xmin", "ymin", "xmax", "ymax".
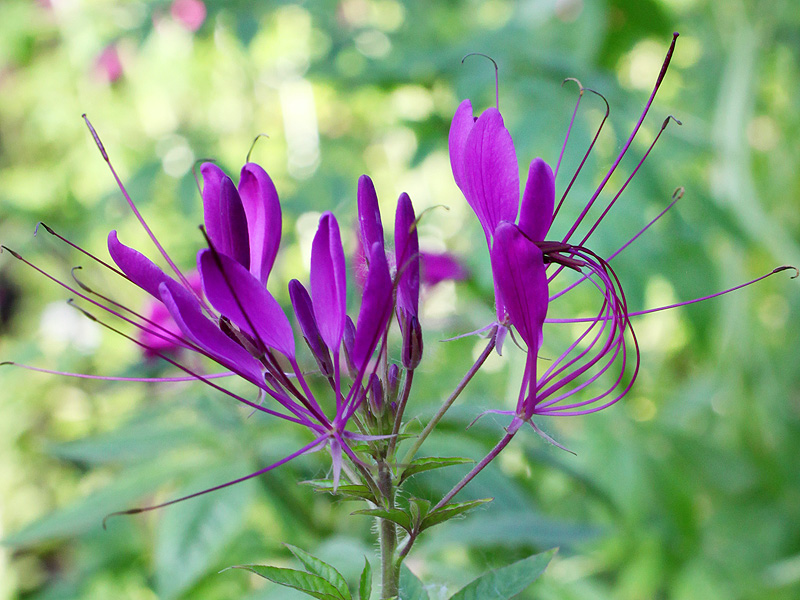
[{"xmin": 1, "ymin": 0, "xmax": 799, "ymax": 599}]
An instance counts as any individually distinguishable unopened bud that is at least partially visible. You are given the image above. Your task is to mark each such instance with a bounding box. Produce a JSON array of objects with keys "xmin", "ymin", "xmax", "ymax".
[
  {"xmin": 368, "ymin": 373, "xmax": 384, "ymax": 416},
  {"xmin": 387, "ymin": 363, "xmax": 400, "ymax": 400},
  {"xmin": 343, "ymin": 316, "xmax": 357, "ymax": 375},
  {"xmin": 289, "ymin": 279, "xmax": 333, "ymax": 376},
  {"xmin": 401, "ymin": 313, "xmax": 423, "ymax": 369}
]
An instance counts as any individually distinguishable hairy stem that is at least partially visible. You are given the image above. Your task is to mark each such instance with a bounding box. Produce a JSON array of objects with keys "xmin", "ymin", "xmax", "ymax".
[
  {"xmin": 387, "ymin": 369, "xmax": 414, "ymax": 457},
  {"xmin": 377, "ymin": 460, "xmax": 399, "ymax": 598}
]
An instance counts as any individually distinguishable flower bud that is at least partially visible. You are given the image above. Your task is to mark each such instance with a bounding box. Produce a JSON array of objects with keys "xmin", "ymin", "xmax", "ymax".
[
  {"xmin": 401, "ymin": 313, "xmax": 423, "ymax": 369},
  {"xmin": 387, "ymin": 363, "xmax": 400, "ymax": 400},
  {"xmin": 289, "ymin": 279, "xmax": 333, "ymax": 377}
]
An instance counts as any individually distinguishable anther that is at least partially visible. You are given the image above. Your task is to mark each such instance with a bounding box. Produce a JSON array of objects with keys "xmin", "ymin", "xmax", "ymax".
[
  {"xmin": 82, "ymin": 114, "xmax": 109, "ymax": 162},
  {"xmin": 774, "ymin": 265, "xmax": 799, "ymax": 279},
  {"xmin": 561, "ymin": 77, "xmax": 585, "ymax": 95},
  {"xmin": 461, "ymin": 52, "xmax": 500, "ymax": 109},
  {"xmin": 661, "ymin": 115, "xmax": 682, "ymax": 129},
  {"xmin": 673, "ymin": 186, "xmax": 685, "ymax": 200},
  {"xmin": 246, "ymin": 133, "xmax": 270, "ymax": 163}
]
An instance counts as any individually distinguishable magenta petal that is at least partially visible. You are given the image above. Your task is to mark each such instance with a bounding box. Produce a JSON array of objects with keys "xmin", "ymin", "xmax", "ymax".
[
  {"xmin": 394, "ymin": 192, "xmax": 419, "ymax": 317},
  {"xmin": 198, "ymin": 249, "xmax": 295, "ymax": 359},
  {"xmin": 357, "ymin": 175, "xmax": 385, "ymax": 263},
  {"xmin": 490, "ymin": 222, "xmax": 548, "ymax": 351},
  {"xmin": 201, "ymin": 163, "xmax": 250, "ymax": 268},
  {"xmin": 353, "ymin": 242, "xmax": 392, "ymax": 371},
  {"xmin": 238, "ymin": 163, "xmax": 281, "ymax": 284},
  {"xmin": 108, "ymin": 230, "xmax": 172, "ymax": 299},
  {"xmin": 518, "ymin": 158, "xmax": 555, "ymax": 242},
  {"xmin": 310, "ymin": 212, "xmax": 347, "ymax": 351},
  {"xmin": 448, "ymin": 99, "xmax": 476, "ymax": 191},
  {"xmin": 461, "ymin": 108, "xmax": 520, "ymax": 242},
  {"xmin": 158, "ymin": 279, "xmax": 264, "ymax": 383}
]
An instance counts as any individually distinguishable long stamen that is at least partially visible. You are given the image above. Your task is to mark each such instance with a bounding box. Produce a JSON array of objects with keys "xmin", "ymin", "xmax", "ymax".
[
  {"xmin": 461, "ymin": 52, "xmax": 500, "ymax": 109},
  {"xmin": 554, "ymin": 78, "xmax": 584, "ymax": 180},
  {"xmin": 553, "ymin": 88, "xmax": 610, "ymax": 221},
  {"xmin": 1, "ymin": 362, "xmax": 233, "ymax": 382},
  {"xmin": 35, "ymin": 222, "xmax": 127, "ymax": 279},
  {"xmin": 82, "ymin": 114, "xmax": 195, "ymax": 293},
  {"xmin": 560, "ymin": 32, "xmax": 679, "ymax": 244},
  {"xmin": 64, "ymin": 299, "xmax": 307, "ymax": 423},
  {"xmin": 577, "ymin": 115, "xmax": 681, "ymax": 248},
  {"xmin": 103, "ymin": 435, "xmax": 326, "ymax": 527},
  {"xmin": 547, "ymin": 266, "xmax": 798, "ymax": 323}
]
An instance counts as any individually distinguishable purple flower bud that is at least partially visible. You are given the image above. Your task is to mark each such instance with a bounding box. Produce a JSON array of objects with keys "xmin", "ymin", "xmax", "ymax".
[
  {"xmin": 387, "ymin": 363, "xmax": 400, "ymax": 400},
  {"xmin": 357, "ymin": 174, "xmax": 385, "ymax": 266},
  {"xmin": 400, "ymin": 312, "xmax": 423, "ymax": 370},
  {"xmin": 368, "ymin": 372, "xmax": 383, "ymax": 416},
  {"xmin": 395, "ymin": 192, "xmax": 420, "ymax": 320},
  {"xmin": 342, "ymin": 315, "xmax": 357, "ymax": 375},
  {"xmin": 289, "ymin": 279, "xmax": 333, "ymax": 377}
]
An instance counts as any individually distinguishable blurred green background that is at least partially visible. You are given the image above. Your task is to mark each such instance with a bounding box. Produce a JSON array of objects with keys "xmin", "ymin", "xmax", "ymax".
[{"xmin": 1, "ymin": 0, "xmax": 799, "ymax": 599}]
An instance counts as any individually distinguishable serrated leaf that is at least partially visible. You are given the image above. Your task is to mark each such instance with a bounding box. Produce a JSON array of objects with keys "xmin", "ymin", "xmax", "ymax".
[
  {"xmin": 351, "ymin": 508, "xmax": 413, "ymax": 533},
  {"xmin": 399, "ymin": 457, "xmax": 474, "ymax": 485},
  {"xmin": 419, "ymin": 498, "xmax": 491, "ymax": 532},
  {"xmin": 359, "ymin": 557, "xmax": 372, "ymax": 600},
  {"xmin": 448, "ymin": 549, "xmax": 557, "ymax": 600},
  {"xmin": 156, "ymin": 464, "xmax": 255, "ymax": 599},
  {"xmin": 398, "ymin": 564, "xmax": 429, "ymax": 600},
  {"xmin": 303, "ymin": 480, "xmax": 377, "ymax": 503},
  {"xmin": 231, "ymin": 565, "xmax": 343, "ymax": 600},
  {"xmin": 286, "ymin": 544, "xmax": 351, "ymax": 600}
]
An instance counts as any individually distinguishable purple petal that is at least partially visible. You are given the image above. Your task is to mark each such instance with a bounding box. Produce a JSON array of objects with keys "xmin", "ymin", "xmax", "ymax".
[
  {"xmin": 518, "ymin": 158, "xmax": 555, "ymax": 242},
  {"xmin": 461, "ymin": 108, "xmax": 520, "ymax": 243},
  {"xmin": 394, "ymin": 192, "xmax": 419, "ymax": 318},
  {"xmin": 419, "ymin": 251, "xmax": 468, "ymax": 286},
  {"xmin": 310, "ymin": 212, "xmax": 347, "ymax": 352},
  {"xmin": 353, "ymin": 242, "xmax": 393, "ymax": 371},
  {"xmin": 357, "ymin": 174, "xmax": 385, "ymax": 263},
  {"xmin": 449, "ymin": 99, "xmax": 476, "ymax": 191},
  {"xmin": 108, "ymin": 230, "xmax": 172, "ymax": 299},
  {"xmin": 238, "ymin": 163, "xmax": 282, "ymax": 284},
  {"xmin": 201, "ymin": 163, "xmax": 250, "ymax": 268},
  {"xmin": 490, "ymin": 222, "xmax": 548, "ymax": 351},
  {"xmin": 198, "ymin": 249, "xmax": 295, "ymax": 359},
  {"xmin": 158, "ymin": 279, "xmax": 264, "ymax": 383}
]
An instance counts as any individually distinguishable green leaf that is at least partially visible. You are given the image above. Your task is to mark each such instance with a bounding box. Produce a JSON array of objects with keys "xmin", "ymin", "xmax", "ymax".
[
  {"xmin": 448, "ymin": 549, "xmax": 557, "ymax": 600},
  {"xmin": 155, "ymin": 465, "xmax": 255, "ymax": 599},
  {"xmin": 408, "ymin": 497, "xmax": 431, "ymax": 529},
  {"xmin": 286, "ymin": 544, "xmax": 351, "ymax": 600},
  {"xmin": 398, "ymin": 564, "xmax": 429, "ymax": 600},
  {"xmin": 351, "ymin": 508, "xmax": 413, "ymax": 533},
  {"xmin": 303, "ymin": 480, "xmax": 377, "ymax": 503},
  {"xmin": 230, "ymin": 565, "xmax": 343, "ymax": 600},
  {"xmin": 359, "ymin": 557, "xmax": 372, "ymax": 600},
  {"xmin": 3, "ymin": 462, "xmax": 181, "ymax": 546},
  {"xmin": 419, "ymin": 498, "xmax": 491, "ymax": 532},
  {"xmin": 399, "ymin": 457, "xmax": 474, "ymax": 485}
]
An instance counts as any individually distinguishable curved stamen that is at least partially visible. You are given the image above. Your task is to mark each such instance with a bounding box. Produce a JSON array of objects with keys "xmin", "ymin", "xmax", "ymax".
[
  {"xmin": 554, "ymin": 78, "xmax": 584, "ymax": 180},
  {"xmin": 35, "ymin": 222, "xmax": 127, "ymax": 279},
  {"xmin": 246, "ymin": 133, "xmax": 270, "ymax": 163},
  {"xmin": 461, "ymin": 52, "xmax": 500, "ymax": 109},
  {"xmin": 191, "ymin": 157, "xmax": 216, "ymax": 194}
]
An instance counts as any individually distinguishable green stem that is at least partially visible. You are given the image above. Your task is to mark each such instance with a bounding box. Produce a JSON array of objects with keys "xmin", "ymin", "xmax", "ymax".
[
  {"xmin": 401, "ymin": 333, "xmax": 496, "ymax": 466},
  {"xmin": 387, "ymin": 369, "xmax": 414, "ymax": 457},
  {"xmin": 377, "ymin": 460, "xmax": 399, "ymax": 598}
]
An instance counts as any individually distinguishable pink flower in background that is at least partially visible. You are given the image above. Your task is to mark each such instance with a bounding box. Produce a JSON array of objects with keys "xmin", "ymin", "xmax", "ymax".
[
  {"xmin": 420, "ymin": 251, "xmax": 468, "ymax": 286},
  {"xmin": 138, "ymin": 272, "xmax": 202, "ymax": 359},
  {"xmin": 95, "ymin": 44, "xmax": 123, "ymax": 83},
  {"xmin": 171, "ymin": 0, "xmax": 206, "ymax": 32}
]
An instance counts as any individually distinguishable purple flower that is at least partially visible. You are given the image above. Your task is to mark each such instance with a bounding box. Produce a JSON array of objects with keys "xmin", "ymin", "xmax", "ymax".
[
  {"xmin": 4, "ymin": 135, "xmax": 406, "ymax": 509},
  {"xmin": 450, "ymin": 33, "xmax": 794, "ymax": 433}
]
